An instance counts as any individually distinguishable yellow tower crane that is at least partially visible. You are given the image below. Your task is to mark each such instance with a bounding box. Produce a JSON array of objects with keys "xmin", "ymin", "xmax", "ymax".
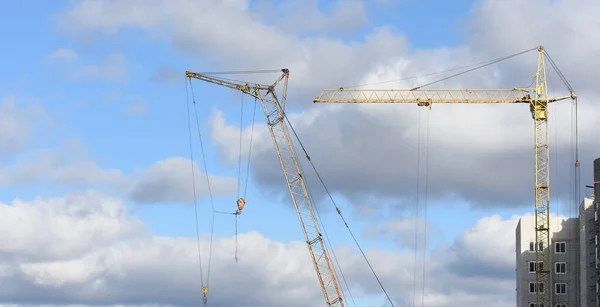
[
  {"xmin": 312, "ymin": 46, "xmax": 576, "ymax": 307},
  {"xmin": 186, "ymin": 69, "xmax": 345, "ymax": 306}
]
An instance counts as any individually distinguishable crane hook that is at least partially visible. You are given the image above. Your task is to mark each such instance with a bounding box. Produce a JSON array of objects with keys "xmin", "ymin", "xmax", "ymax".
[{"xmin": 202, "ymin": 286, "xmax": 208, "ymax": 305}]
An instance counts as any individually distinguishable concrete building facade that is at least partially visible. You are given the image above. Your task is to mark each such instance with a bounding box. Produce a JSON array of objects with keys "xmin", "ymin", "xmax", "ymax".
[
  {"xmin": 580, "ymin": 197, "xmax": 597, "ymax": 307},
  {"xmin": 516, "ymin": 214, "xmax": 580, "ymax": 307},
  {"xmin": 515, "ymin": 157, "xmax": 600, "ymax": 307}
]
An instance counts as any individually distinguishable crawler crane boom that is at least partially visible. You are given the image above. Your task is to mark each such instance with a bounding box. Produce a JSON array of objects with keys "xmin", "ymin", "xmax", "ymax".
[
  {"xmin": 313, "ymin": 46, "xmax": 576, "ymax": 307},
  {"xmin": 186, "ymin": 69, "xmax": 345, "ymax": 306}
]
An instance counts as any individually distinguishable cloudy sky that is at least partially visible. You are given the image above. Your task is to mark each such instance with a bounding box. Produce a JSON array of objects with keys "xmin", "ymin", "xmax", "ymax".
[{"xmin": 1, "ymin": 0, "xmax": 599, "ymax": 306}]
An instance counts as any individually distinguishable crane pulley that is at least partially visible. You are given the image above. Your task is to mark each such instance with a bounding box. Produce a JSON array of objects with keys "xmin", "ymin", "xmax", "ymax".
[
  {"xmin": 236, "ymin": 198, "xmax": 246, "ymax": 215},
  {"xmin": 313, "ymin": 45, "xmax": 577, "ymax": 307}
]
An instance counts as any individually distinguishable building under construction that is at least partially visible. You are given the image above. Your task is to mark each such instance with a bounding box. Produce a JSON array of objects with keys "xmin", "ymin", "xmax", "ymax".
[{"xmin": 515, "ymin": 157, "xmax": 600, "ymax": 307}]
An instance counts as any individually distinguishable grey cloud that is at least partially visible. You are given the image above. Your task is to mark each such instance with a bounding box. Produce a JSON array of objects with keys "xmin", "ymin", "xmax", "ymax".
[
  {"xmin": 0, "ymin": 140, "xmax": 124, "ymax": 187},
  {"xmin": 45, "ymin": 49, "xmax": 128, "ymax": 83},
  {"xmin": 150, "ymin": 66, "xmax": 180, "ymax": 84},
  {"xmin": 209, "ymin": 99, "xmax": 598, "ymax": 209},
  {"xmin": 251, "ymin": 0, "xmax": 369, "ymax": 37},
  {"xmin": 74, "ymin": 52, "xmax": 128, "ymax": 82},
  {"xmin": 0, "ymin": 141, "xmax": 237, "ymax": 205},
  {"xmin": 363, "ymin": 216, "xmax": 437, "ymax": 250},
  {"xmin": 126, "ymin": 157, "xmax": 237, "ymax": 204}
]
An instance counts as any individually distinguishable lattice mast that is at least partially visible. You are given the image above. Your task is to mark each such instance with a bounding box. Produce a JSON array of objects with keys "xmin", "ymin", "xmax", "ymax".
[
  {"xmin": 313, "ymin": 46, "xmax": 576, "ymax": 307},
  {"xmin": 186, "ymin": 69, "xmax": 345, "ymax": 306},
  {"xmin": 532, "ymin": 47, "xmax": 552, "ymax": 307}
]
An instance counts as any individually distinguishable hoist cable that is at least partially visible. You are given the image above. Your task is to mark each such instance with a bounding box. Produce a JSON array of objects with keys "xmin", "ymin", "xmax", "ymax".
[
  {"xmin": 243, "ymin": 98, "xmax": 258, "ymax": 199},
  {"xmin": 421, "ymin": 109, "xmax": 431, "ymax": 307},
  {"xmin": 543, "ymin": 51, "xmax": 574, "ymax": 93},
  {"xmin": 185, "ymin": 77, "xmax": 205, "ymax": 290},
  {"xmin": 188, "ymin": 78, "xmax": 217, "ymax": 289},
  {"xmin": 574, "ymin": 96, "xmax": 580, "ymax": 203},
  {"xmin": 215, "ymin": 210, "xmax": 237, "ymax": 215},
  {"xmin": 544, "ymin": 51, "xmax": 580, "ymax": 213},
  {"xmin": 235, "ymin": 214, "xmax": 239, "ymax": 262},
  {"xmin": 281, "ymin": 110, "xmax": 395, "ymax": 306},
  {"xmin": 234, "ymin": 93, "xmax": 242, "ymax": 263},
  {"xmin": 412, "ymin": 107, "xmax": 422, "ymax": 307},
  {"xmin": 237, "ymin": 93, "xmax": 244, "ymax": 199}
]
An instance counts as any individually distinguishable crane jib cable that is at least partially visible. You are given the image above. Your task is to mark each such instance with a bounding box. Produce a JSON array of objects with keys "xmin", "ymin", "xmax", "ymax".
[
  {"xmin": 411, "ymin": 46, "xmax": 538, "ymax": 90},
  {"xmin": 185, "ymin": 78, "xmax": 222, "ymax": 306}
]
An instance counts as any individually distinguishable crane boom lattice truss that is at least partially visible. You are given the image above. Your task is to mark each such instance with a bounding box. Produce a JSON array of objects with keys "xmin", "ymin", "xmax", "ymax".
[
  {"xmin": 186, "ymin": 69, "xmax": 345, "ymax": 306},
  {"xmin": 313, "ymin": 46, "xmax": 576, "ymax": 307}
]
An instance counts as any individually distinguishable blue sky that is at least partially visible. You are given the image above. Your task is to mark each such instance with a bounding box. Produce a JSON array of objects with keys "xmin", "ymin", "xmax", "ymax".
[{"xmin": 0, "ymin": 0, "xmax": 595, "ymax": 306}]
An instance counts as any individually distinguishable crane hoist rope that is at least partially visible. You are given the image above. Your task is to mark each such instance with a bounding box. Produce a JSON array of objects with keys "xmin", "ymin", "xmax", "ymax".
[
  {"xmin": 412, "ymin": 106, "xmax": 431, "ymax": 307},
  {"xmin": 421, "ymin": 109, "xmax": 430, "ymax": 307},
  {"xmin": 185, "ymin": 77, "xmax": 259, "ymax": 305},
  {"xmin": 185, "ymin": 78, "xmax": 216, "ymax": 306}
]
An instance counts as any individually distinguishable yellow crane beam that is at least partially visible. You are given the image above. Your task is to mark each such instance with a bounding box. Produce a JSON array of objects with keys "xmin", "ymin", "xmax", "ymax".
[
  {"xmin": 313, "ymin": 88, "xmax": 572, "ymax": 106},
  {"xmin": 313, "ymin": 46, "xmax": 576, "ymax": 307},
  {"xmin": 186, "ymin": 69, "xmax": 345, "ymax": 306}
]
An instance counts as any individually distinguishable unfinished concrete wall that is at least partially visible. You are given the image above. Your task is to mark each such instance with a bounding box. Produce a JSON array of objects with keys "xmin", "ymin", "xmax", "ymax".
[{"xmin": 594, "ymin": 157, "xmax": 599, "ymax": 198}]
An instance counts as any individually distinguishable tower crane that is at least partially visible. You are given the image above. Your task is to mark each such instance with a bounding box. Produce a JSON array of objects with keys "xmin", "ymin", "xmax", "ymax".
[
  {"xmin": 186, "ymin": 69, "xmax": 345, "ymax": 306},
  {"xmin": 312, "ymin": 46, "xmax": 576, "ymax": 307}
]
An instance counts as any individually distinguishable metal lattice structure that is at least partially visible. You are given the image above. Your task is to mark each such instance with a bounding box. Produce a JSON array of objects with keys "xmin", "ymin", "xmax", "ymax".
[{"xmin": 313, "ymin": 46, "xmax": 576, "ymax": 307}]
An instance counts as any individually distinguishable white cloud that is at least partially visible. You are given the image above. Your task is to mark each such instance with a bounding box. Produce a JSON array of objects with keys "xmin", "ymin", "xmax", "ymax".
[
  {"xmin": 0, "ymin": 190, "xmax": 519, "ymax": 307},
  {"xmin": 0, "ymin": 97, "xmax": 45, "ymax": 157},
  {"xmin": 0, "ymin": 190, "xmax": 144, "ymax": 261},
  {"xmin": 46, "ymin": 49, "xmax": 128, "ymax": 82},
  {"xmin": 75, "ymin": 52, "xmax": 127, "ymax": 81},
  {"xmin": 127, "ymin": 102, "xmax": 147, "ymax": 115},
  {"xmin": 48, "ymin": 48, "xmax": 78, "ymax": 61}
]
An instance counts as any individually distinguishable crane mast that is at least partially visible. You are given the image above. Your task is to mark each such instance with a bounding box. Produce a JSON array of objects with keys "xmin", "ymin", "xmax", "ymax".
[
  {"xmin": 313, "ymin": 46, "xmax": 576, "ymax": 307},
  {"xmin": 186, "ymin": 69, "xmax": 345, "ymax": 306}
]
